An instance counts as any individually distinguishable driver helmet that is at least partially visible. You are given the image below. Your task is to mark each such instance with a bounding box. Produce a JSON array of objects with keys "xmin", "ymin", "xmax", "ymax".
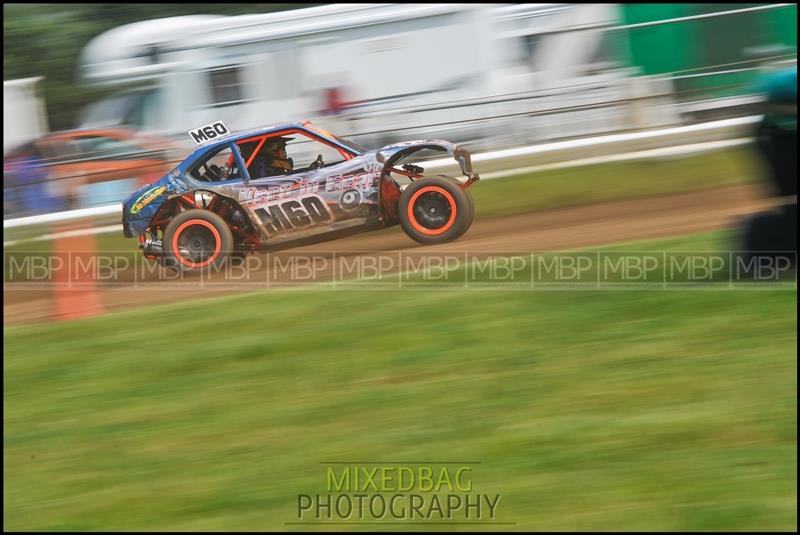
[
  {"xmin": 264, "ymin": 136, "xmax": 294, "ymax": 173},
  {"xmin": 264, "ymin": 136, "xmax": 293, "ymax": 153}
]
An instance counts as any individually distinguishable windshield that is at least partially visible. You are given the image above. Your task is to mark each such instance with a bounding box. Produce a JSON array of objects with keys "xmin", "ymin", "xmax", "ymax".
[
  {"xmin": 80, "ymin": 89, "xmax": 158, "ymax": 129},
  {"xmin": 306, "ymin": 125, "xmax": 369, "ymax": 154}
]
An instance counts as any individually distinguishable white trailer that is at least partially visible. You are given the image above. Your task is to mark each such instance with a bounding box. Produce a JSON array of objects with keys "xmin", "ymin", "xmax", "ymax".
[
  {"xmin": 3, "ymin": 77, "xmax": 49, "ymax": 155},
  {"xmin": 78, "ymin": 4, "xmax": 678, "ymax": 150}
]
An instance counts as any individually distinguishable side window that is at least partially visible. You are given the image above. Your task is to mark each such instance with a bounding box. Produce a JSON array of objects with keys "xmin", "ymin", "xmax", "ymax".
[
  {"xmin": 242, "ymin": 133, "xmax": 350, "ymax": 180},
  {"xmin": 73, "ymin": 136, "xmax": 145, "ymax": 159},
  {"xmin": 284, "ymin": 135, "xmax": 347, "ymax": 172},
  {"xmin": 121, "ymin": 89, "xmax": 156, "ymax": 128},
  {"xmin": 189, "ymin": 146, "xmax": 243, "ymax": 183},
  {"xmin": 39, "ymin": 141, "xmax": 72, "ymax": 164},
  {"xmin": 207, "ymin": 66, "xmax": 248, "ymax": 107}
]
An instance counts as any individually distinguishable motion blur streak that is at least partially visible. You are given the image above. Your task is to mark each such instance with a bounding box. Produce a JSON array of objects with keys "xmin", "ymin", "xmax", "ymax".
[{"xmin": 3, "ymin": 3, "xmax": 796, "ymax": 532}]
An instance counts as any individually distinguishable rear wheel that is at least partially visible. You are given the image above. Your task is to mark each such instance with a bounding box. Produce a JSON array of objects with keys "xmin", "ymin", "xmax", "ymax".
[
  {"xmin": 398, "ymin": 177, "xmax": 474, "ymax": 244},
  {"xmin": 454, "ymin": 179, "xmax": 475, "ymax": 239},
  {"xmin": 162, "ymin": 209, "xmax": 233, "ymax": 272}
]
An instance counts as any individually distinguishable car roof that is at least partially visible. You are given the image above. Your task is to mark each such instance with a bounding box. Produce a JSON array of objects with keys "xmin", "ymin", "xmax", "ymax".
[
  {"xmin": 46, "ymin": 128, "xmax": 140, "ymax": 141},
  {"xmin": 182, "ymin": 121, "xmax": 369, "ymax": 167},
  {"xmin": 187, "ymin": 122, "xmax": 334, "ymax": 158},
  {"xmin": 5, "ymin": 128, "xmax": 137, "ymax": 154},
  {"xmin": 204, "ymin": 122, "xmax": 310, "ymax": 145}
]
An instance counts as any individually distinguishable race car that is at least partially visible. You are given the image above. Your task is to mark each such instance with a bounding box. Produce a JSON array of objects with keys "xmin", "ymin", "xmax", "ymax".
[{"xmin": 122, "ymin": 121, "xmax": 479, "ymax": 271}]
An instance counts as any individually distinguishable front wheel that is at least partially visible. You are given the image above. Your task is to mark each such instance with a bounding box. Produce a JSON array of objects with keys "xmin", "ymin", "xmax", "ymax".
[
  {"xmin": 162, "ymin": 209, "xmax": 233, "ymax": 272},
  {"xmin": 398, "ymin": 177, "xmax": 475, "ymax": 244}
]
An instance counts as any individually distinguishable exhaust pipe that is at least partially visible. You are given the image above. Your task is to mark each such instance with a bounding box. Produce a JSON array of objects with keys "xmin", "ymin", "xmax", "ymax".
[{"xmin": 139, "ymin": 237, "xmax": 163, "ymax": 256}]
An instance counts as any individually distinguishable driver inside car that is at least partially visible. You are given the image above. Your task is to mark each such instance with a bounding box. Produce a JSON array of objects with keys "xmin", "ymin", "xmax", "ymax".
[{"xmin": 251, "ymin": 136, "xmax": 294, "ymax": 178}]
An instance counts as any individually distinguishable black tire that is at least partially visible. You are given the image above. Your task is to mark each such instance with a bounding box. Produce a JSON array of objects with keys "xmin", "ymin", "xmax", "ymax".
[
  {"xmin": 398, "ymin": 177, "xmax": 475, "ymax": 244},
  {"xmin": 442, "ymin": 177, "xmax": 475, "ymax": 239},
  {"xmin": 457, "ymin": 181, "xmax": 475, "ymax": 239},
  {"xmin": 162, "ymin": 209, "xmax": 233, "ymax": 272}
]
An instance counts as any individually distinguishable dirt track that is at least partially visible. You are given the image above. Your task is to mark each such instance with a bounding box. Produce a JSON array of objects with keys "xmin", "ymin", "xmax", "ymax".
[{"xmin": 3, "ymin": 184, "xmax": 777, "ymax": 325}]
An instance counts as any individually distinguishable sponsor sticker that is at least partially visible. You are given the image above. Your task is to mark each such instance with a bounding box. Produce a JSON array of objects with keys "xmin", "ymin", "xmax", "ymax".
[{"xmin": 130, "ymin": 185, "xmax": 167, "ymax": 214}]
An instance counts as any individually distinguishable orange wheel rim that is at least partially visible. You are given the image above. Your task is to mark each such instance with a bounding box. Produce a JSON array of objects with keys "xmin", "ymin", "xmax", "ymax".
[
  {"xmin": 407, "ymin": 186, "xmax": 457, "ymax": 236},
  {"xmin": 171, "ymin": 219, "xmax": 222, "ymax": 268}
]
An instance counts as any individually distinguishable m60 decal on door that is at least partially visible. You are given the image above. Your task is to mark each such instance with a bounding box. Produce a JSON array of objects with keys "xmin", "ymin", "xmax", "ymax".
[{"xmin": 252, "ymin": 195, "xmax": 333, "ymax": 235}]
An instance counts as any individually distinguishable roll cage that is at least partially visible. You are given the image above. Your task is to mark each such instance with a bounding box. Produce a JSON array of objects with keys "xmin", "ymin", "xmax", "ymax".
[{"xmin": 187, "ymin": 126, "xmax": 361, "ymax": 185}]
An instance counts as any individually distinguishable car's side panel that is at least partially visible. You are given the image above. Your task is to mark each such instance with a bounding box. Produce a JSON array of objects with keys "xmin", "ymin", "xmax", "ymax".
[{"xmin": 206, "ymin": 155, "xmax": 383, "ymax": 245}]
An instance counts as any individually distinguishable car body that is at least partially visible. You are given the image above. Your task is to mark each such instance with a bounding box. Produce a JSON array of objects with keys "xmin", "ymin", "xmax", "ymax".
[{"xmin": 122, "ymin": 121, "xmax": 479, "ymax": 270}]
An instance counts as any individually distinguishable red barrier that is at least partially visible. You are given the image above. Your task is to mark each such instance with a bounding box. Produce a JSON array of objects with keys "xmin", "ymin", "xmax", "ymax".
[{"xmin": 52, "ymin": 220, "xmax": 104, "ymax": 320}]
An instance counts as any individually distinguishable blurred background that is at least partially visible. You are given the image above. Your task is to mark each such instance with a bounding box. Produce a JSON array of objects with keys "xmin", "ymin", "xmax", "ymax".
[
  {"xmin": 3, "ymin": 3, "xmax": 797, "ymax": 218},
  {"xmin": 4, "ymin": 4, "xmax": 797, "ymax": 532}
]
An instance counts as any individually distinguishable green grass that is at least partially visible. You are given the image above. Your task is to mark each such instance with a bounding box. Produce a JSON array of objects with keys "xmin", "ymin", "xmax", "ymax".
[
  {"xmin": 4, "ymin": 230, "xmax": 796, "ymax": 531},
  {"xmin": 469, "ymin": 146, "xmax": 761, "ymax": 219},
  {"xmin": 3, "ymin": 147, "xmax": 764, "ymax": 256}
]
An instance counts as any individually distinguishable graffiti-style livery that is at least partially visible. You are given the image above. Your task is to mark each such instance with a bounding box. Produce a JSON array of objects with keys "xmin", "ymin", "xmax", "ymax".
[{"xmin": 122, "ymin": 121, "xmax": 479, "ymax": 271}]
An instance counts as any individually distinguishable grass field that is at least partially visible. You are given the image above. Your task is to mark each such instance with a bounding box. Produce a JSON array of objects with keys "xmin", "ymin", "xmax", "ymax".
[
  {"xmin": 470, "ymin": 146, "xmax": 760, "ymax": 219},
  {"xmin": 4, "ymin": 230, "xmax": 796, "ymax": 531}
]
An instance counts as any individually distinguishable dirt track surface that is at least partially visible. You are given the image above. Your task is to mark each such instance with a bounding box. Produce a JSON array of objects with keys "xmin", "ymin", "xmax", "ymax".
[{"xmin": 3, "ymin": 184, "xmax": 776, "ymax": 326}]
